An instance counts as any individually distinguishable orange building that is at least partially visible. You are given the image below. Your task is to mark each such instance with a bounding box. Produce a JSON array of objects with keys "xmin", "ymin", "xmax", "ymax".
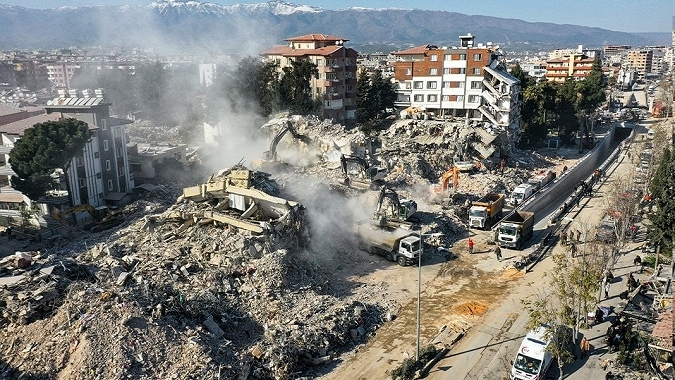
[{"xmin": 545, "ymin": 53, "xmax": 595, "ymax": 83}]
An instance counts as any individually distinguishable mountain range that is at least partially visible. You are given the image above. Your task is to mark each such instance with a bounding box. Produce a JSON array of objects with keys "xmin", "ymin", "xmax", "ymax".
[{"xmin": 0, "ymin": 0, "xmax": 669, "ymax": 54}]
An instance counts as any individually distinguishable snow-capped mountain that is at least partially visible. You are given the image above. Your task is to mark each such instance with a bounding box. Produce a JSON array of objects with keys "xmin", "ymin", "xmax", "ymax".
[{"xmin": 0, "ymin": 1, "xmax": 664, "ymax": 52}]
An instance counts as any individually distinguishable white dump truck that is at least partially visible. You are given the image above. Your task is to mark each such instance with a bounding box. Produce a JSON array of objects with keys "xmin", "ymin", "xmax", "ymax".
[{"xmin": 354, "ymin": 221, "xmax": 422, "ymax": 266}]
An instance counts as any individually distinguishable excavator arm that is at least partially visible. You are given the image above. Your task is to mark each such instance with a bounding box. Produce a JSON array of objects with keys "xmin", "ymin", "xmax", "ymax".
[{"xmin": 263, "ymin": 121, "xmax": 292, "ymax": 162}]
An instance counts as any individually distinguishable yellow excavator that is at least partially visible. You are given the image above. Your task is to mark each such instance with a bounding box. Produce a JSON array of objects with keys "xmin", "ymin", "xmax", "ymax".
[{"xmin": 51, "ymin": 204, "xmax": 124, "ymax": 233}]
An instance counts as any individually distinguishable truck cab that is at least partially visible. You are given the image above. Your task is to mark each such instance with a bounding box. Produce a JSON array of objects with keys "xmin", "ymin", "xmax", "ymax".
[
  {"xmin": 507, "ymin": 184, "xmax": 534, "ymax": 206},
  {"xmin": 510, "ymin": 326, "xmax": 552, "ymax": 380}
]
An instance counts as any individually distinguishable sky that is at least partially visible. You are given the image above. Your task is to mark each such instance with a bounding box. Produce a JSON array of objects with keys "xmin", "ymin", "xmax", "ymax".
[{"xmin": 5, "ymin": 0, "xmax": 674, "ymax": 33}]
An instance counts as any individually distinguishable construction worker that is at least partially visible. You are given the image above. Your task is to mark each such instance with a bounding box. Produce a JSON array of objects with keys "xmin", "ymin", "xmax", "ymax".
[
  {"xmin": 468, "ymin": 238, "xmax": 474, "ymax": 254},
  {"xmin": 494, "ymin": 246, "xmax": 502, "ymax": 261},
  {"xmin": 580, "ymin": 336, "xmax": 590, "ymax": 358},
  {"xmin": 560, "ymin": 230, "xmax": 567, "ymax": 246}
]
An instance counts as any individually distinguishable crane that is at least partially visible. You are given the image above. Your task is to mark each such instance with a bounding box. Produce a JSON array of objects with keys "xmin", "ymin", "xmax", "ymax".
[{"xmin": 340, "ymin": 154, "xmax": 387, "ymax": 189}]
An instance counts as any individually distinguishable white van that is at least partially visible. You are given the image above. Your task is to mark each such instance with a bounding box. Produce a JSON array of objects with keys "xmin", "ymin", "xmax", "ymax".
[
  {"xmin": 507, "ymin": 184, "xmax": 534, "ymax": 206},
  {"xmin": 510, "ymin": 326, "xmax": 553, "ymax": 380}
]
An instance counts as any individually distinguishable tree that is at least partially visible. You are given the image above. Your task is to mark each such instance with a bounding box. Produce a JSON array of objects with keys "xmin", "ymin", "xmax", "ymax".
[
  {"xmin": 356, "ymin": 69, "xmax": 397, "ymax": 125},
  {"xmin": 9, "ymin": 118, "xmax": 91, "ymax": 201},
  {"xmin": 278, "ymin": 59, "xmax": 319, "ymax": 115},
  {"xmin": 648, "ymin": 144, "xmax": 675, "ymax": 254},
  {"xmin": 228, "ymin": 57, "xmax": 280, "ymax": 116}
]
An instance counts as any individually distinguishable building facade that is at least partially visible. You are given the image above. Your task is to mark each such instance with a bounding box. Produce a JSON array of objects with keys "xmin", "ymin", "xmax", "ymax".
[
  {"xmin": 391, "ymin": 34, "xmax": 521, "ymax": 137},
  {"xmin": 545, "ymin": 53, "xmax": 595, "ymax": 83},
  {"xmin": 46, "ymin": 62, "xmax": 80, "ymax": 88},
  {"xmin": 624, "ymin": 50, "xmax": 654, "ymax": 81},
  {"xmin": 260, "ymin": 34, "xmax": 358, "ymax": 124}
]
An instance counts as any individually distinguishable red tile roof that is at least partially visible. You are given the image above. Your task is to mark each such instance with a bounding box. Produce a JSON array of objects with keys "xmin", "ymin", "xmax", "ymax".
[
  {"xmin": 393, "ymin": 45, "xmax": 434, "ymax": 55},
  {"xmin": 651, "ymin": 308, "xmax": 673, "ymax": 350},
  {"xmin": 260, "ymin": 45, "xmax": 343, "ymax": 57},
  {"xmin": 0, "ymin": 104, "xmax": 23, "ymax": 117},
  {"xmin": 285, "ymin": 34, "xmax": 348, "ymax": 42},
  {"xmin": 0, "ymin": 113, "xmax": 61, "ymax": 135}
]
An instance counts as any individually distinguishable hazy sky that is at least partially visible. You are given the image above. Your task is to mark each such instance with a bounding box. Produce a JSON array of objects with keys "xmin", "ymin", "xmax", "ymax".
[{"xmin": 6, "ymin": 0, "xmax": 674, "ymax": 33}]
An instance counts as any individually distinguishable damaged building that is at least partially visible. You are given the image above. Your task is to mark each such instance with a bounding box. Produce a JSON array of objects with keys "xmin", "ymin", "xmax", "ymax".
[{"xmin": 391, "ymin": 33, "xmax": 521, "ymax": 156}]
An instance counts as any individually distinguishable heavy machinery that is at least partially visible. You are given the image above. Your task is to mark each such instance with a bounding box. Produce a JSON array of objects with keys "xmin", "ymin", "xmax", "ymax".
[
  {"xmin": 372, "ymin": 186, "xmax": 418, "ymax": 228},
  {"xmin": 468, "ymin": 193, "xmax": 505, "ymax": 230},
  {"xmin": 51, "ymin": 204, "xmax": 124, "ymax": 233},
  {"xmin": 429, "ymin": 167, "xmax": 458, "ymax": 201},
  {"xmin": 497, "ymin": 210, "xmax": 535, "ymax": 250},
  {"xmin": 354, "ymin": 221, "xmax": 422, "ymax": 266},
  {"xmin": 253, "ymin": 120, "xmax": 312, "ymax": 172},
  {"xmin": 340, "ymin": 154, "xmax": 387, "ymax": 190}
]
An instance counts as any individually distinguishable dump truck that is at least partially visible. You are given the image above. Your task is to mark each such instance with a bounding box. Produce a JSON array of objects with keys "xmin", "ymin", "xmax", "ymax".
[
  {"xmin": 527, "ymin": 170, "xmax": 556, "ymax": 191},
  {"xmin": 497, "ymin": 210, "xmax": 535, "ymax": 250},
  {"xmin": 354, "ymin": 221, "xmax": 422, "ymax": 266},
  {"xmin": 469, "ymin": 193, "xmax": 505, "ymax": 230}
]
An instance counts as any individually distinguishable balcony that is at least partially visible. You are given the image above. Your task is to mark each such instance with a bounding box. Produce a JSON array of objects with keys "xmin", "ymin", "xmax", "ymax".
[
  {"xmin": 324, "ymin": 66, "xmax": 335, "ymax": 73},
  {"xmin": 0, "ymin": 145, "xmax": 11, "ymax": 155},
  {"xmin": 324, "ymin": 93, "xmax": 343, "ymax": 100},
  {"xmin": 0, "ymin": 164, "xmax": 13, "ymax": 176}
]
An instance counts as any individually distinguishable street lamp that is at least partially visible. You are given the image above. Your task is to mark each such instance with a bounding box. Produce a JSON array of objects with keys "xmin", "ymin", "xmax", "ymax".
[
  {"xmin": 416, "ymin": 231, "xmax": 443, "ymax": 361},
  {"xmin": 563, "ymin": 217, "xmax": 589, "ymax": 339}
]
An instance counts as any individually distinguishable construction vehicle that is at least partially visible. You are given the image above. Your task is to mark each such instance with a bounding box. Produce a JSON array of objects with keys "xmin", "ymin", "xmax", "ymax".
[
  {"xmin": 354, "ymin": 221, "xmax": 422, "ymax": 266},
  {"xmin": 400, "ymin": 106, "xmax": 434, "ymax": 120},
  {"xmin": 340, "ymin": 154, "xmax": 387, "ymax": 190},
  {"xmin": 252, "ymin": 120, "xmax": 312, "ymax": 172},
  {"xmin": 429, "ymin": 167, "xmax": 458, "ymax": 202},
  {"xmin": 372, "ymin": 186, "xmax": 418, "ymax": 228},
  {"xmin": 51, "ymin": 204, "xmax": 124, "ymax": 233},
  {"xmin": 497, "ymin": 210, "xmax": 535, "ymax": 250},
  {"xmin": 527, "ymin": 170, "xmax": 556, "ymax": 191},
  {"xmin": 469, "ymin": 193, "xmax": 505, "ymax": 230}
]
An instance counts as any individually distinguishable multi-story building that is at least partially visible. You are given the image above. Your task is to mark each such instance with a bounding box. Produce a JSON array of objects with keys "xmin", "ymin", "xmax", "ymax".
[
  {"xmin": 624, "ymin": 50, "xmax": 653, "ymax": 81},
  {"xmin": 260, "ymin": 34, "xmax": 358, "ymax": 124},
  {"xmin": 0, "ymin": 89, "xmax": 135, "ymax": 224},
  {"xmin": 46, "ymin": 62, "xmax": 81, "ymax": 88},
  {"xmin": 391, "ymin": 34, "xmax": 521, "ymax": 146},
  {"xmin": 545, "ymin": 53, "xmax": 595, "ymax": 83},
  {"xmin": 604, "ymin": 45, "xmax": 631, "ymax": 58}
]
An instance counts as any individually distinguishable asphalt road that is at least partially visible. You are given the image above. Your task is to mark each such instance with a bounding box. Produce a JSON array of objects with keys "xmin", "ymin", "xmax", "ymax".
[{"xmin": 427, "ymin": 123, "xmax": 649, "ymax": 380}]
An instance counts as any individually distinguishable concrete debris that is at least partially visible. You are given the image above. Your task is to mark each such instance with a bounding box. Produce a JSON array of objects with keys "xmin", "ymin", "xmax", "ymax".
[{"xmin": 0, "ymin": 114, "xmax": 579, "ymax": 380}]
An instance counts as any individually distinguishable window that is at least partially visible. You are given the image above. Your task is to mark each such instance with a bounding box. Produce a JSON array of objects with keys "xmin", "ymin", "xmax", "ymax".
[
  {"xmin": 413, "ymin": 81, "xmax": 423, "ymax": 89},
  {"xmin": 116, "ymin": 147, "xmax": 122, "ymax": 157},
  {"xmin": 443, "ymin": 68, "xmax": 450, "ymax": 74},
  {"xmin": 103, "ymin": 140, "xmax": 109, "ymax": 151},
  {"xmin": 413, "ymin": 94, "xmax": 424, "ymax": 102},
  {"xmin": 430, "ymin": 54, "xmax": 438, "ymax": 62},
  {"xmin": 458, "ymin": 82, "xmax": 465, "ymax": 88},
  {"xmin": 406, "ymin": 68, "xmax": 412, "ymax": 75},
  {"xmin": 459, "ymin": 54, "xmax": 467, "ymax": 60},
  {"xmin": 443, "ymin": 81, "xmax": 450, "ymax": 88},
  {"xmin": 94, "ymin": 152, "xmax": 99, "ymax": 159},
  {"xmin": 426, "ymin": 81, "xmax": 437, "ymax": 89},
  {"xmin": 101, "ymin": 119, "xmax": 106, "ymax": 131},
  {"xmin": 471, "ymin": 81, "xmax": 481, "ymax": 89},
  {"xmin": 473, "ymin": 53, "xmax": 482, "ymax": 61},
  {"xmin": 78, "ymin": 178, "xmax": 85, "ymax": 188},
  {"xmin": 75, "ymin": 156, "xmax": 84, "ymax": 167},
  {"xmin": 457, "ymin": 95, "xmax": 464, "ymax": 102},
  {"xmin": 442, "ymin": 95, "xmax": 450, "ymax": 101},
  {"xmin": 429, "ymin": 68, "xmax": 438, "ymax": 75},
  {"xmin": 105, "ymin": 160, "xmax": 111, "ymax": 171},
  {"xmin": 131, "ymin": 163, "xmax": 141, "ymax": 172},
  {"xmin": 316, "ymin": 58, "xmax": 323, "ymax": 66},
  {"xmin": 107, "ymin": 180, "xmax": 113, "ymax": 191},
  {"xmin": 346, "ymin": 85, "xmax": 353, "ymax": 92},
  {"xmin": 96, "ymin": 173, "xmax": 101, "ymax": 179},
  {"xmin": 468, "ymin": 95, "xmax": 480, "ymax": 103},
  {"xmin": 472, "ymin": 67, "xmax": 481, "ymax": 75},
  {"xmin": 444, "ymin": 55, "xmax": 452, "ymax": 61},
  {"xmin": 427, "ymin": 94, "xmax": 437, "ymax": 102}
]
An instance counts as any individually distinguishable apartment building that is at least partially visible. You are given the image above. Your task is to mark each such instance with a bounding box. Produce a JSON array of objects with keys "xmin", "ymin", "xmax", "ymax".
[
  {"xmin": 260, "ymin": 34, "xmax": 358, "ymax": 124},
  {"xmin": 46, "ymin": 62, "xmax": 80, "ymax": 88},
  {"xmin": 624, "ymin": 50, "xmax": 653, "ymax": 81},
  {"xmin": 545, "ymin": 53, "xmax": 595, "ymax": 83},
  {"xmin": 391, "ymin": 34, "xmax": 521, "ymax": 137}
]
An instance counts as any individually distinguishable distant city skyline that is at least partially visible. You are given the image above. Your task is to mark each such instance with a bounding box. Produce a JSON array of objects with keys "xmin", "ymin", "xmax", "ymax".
[{"xmin": 4, "ymin": 0, "xmax": 674, "ymax": 34}]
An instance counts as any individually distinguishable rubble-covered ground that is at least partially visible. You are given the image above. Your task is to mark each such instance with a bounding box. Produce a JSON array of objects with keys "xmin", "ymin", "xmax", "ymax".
[{"xmin": 0, "ymin": 115, "xmax": 584, "ymax": 379}]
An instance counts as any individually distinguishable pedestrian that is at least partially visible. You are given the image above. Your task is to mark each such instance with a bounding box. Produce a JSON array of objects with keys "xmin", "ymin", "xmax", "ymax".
[
  {"xmin": 494, "ymin": 246, "xmax": 502, "ymax": 261},
  {"xmin": 605, "ymin": 282, "xmax": 610, "ymax": 299},
  {"xmin": 569, "ymin": 242, "xmax": 577, "ymax": 257},
  {"xmin": 500, "ymin": 158, "xmax": 506, "ymax": 174},
  {"xmin": 633, "ymin": 255, "xmax": 642, "ymax": 267},
  {"xmin": 468, "ymin": 237, "xmax": 474, "ymax": 254},
  {"xmin": 6, "ymin": 226, "xmax": 12, "ymax": 241},
  {"xmin": 580, "ymin": 336, "xmax": 590, "ymax": 358},
  {"xmin": 560, "ymin": 230, "xmax": 567, "ymax": 246},
  {"xmin": 576, "ymin": 230, "xmax": 582, "ymax": 242}
]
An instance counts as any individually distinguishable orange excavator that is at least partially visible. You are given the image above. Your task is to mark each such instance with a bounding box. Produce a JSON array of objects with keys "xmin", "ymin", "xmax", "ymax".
[{"xmin": 429, "ymin": 167, "xmax": 459, "ymax": 202}]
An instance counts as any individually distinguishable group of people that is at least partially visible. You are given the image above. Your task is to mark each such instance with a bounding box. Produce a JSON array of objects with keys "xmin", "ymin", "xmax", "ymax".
[
  {"xmin": 606, "ymin": 318, "xmax": 630, "ymax": 353},
  {"xmin": 467, "ymin": 238, "xmax": 502, "ymax": 261}
]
